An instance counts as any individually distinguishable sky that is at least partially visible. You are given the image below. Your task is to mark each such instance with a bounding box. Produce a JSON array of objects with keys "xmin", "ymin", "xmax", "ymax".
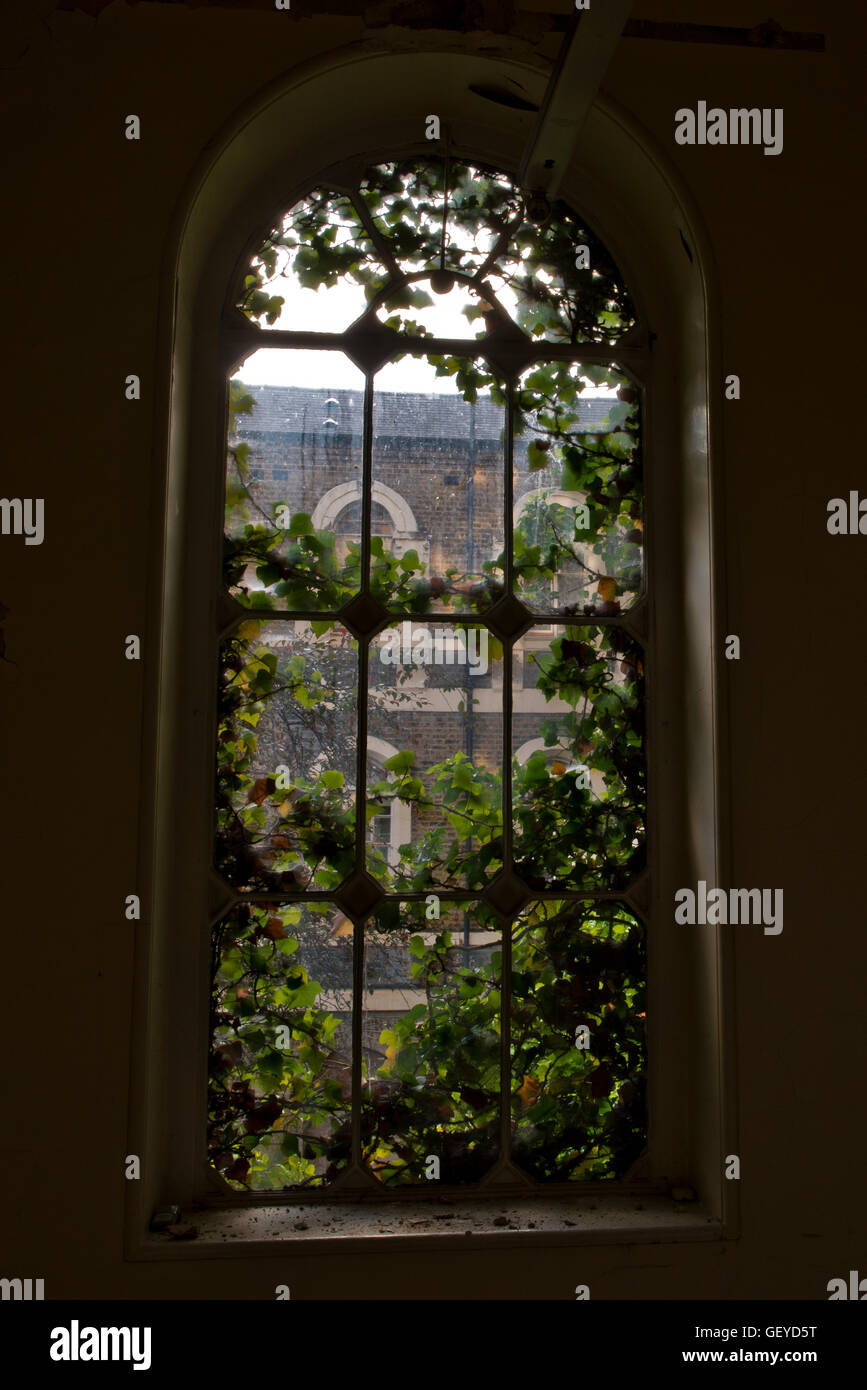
[{"xmin": 233, "ymin": 277, "xmax": 616, "ymax": 397}]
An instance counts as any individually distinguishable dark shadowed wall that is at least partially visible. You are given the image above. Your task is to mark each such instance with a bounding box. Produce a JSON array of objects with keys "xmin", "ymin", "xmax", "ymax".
[{"xmin": 1, "ymin": 0, "xmax": 865, "ymax": 1299}]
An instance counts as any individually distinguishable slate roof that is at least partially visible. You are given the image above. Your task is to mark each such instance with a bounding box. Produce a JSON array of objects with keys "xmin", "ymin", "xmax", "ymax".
[{"xmin": 240, "ymin": 385, "xmax": 614, "ymax": 439}]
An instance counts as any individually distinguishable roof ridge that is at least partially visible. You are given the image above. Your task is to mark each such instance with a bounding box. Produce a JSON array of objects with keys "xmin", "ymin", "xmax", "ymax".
[{"xmin": 239, "ymin": 384, "xmax": 614, "ymax": 437}]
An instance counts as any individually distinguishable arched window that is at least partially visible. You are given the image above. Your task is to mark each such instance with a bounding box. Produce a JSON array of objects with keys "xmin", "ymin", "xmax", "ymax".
[
  {"xmin": 211, "ymin": 153, "xmax": 647, "ymax": 1194},
  {"xmin": 311, "ymin": 480, "xmax": 422, "ymax": 568},
  {"xmin": 366, "ymin": 736, "xmax": 412, "ymax": 871},
  {"xmin": 135, "ymin": 51, "xmax": 728, "ymax": 1246}
]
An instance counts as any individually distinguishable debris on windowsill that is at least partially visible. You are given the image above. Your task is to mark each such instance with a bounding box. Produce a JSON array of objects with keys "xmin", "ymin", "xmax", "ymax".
[
  {"xmin": 147, "ymin": 1192, "xmax": 718, "ymax": 1247},
  {"xmin": 165, "ymin": 1223, "xmax": 199, "ymax": 1240}
]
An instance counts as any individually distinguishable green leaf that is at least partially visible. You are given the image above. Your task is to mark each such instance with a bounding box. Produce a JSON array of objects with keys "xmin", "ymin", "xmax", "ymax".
[
  {"xmin": 255, "ymin": 562, "xmax": 283, "ymax": 587},
  {"xmin": 527, "ymin": 441, "xmax": 552, "ymax": 471},
  {"xmin": 522, "ymin": 752, "xmax": 549, "ymax": 785},
  {"xmin": 384, "ymin": 750, "xmax": 415, "ymax": 773}
]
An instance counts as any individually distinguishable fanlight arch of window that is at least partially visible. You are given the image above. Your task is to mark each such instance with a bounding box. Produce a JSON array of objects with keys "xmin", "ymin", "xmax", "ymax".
[{"xmin": 312, "ymin": 480, "xmax": 419, "ymax": 536}]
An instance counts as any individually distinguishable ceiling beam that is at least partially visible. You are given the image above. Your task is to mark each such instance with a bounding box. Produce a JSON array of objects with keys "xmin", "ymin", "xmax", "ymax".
[
  {"xmin": 622, "ymin": 18, "xmax": 825, "ymax": 52},
  {"xmin": 517, "ymin": 0, "xmax": 634, "ymax": 202}
]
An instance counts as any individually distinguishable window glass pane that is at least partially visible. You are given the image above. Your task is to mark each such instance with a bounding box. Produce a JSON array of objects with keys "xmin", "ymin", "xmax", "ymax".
[
  {"xmin": 371, "ymin": 355, "xmax": 506, "ymax": 614},
  {"xmin": 513, "ymin": 363, "xmax": 643, "ymax": 615},
  {"xmin": 510, "ymin": 899, "xmax": 646, "ymax": 1182},
  {"xmin": 216, "ymin": 619, "xmax": 358, "ymax": 892},
  {"xmin": 512, "ymin": 624, "xmax": 645, "ymax": 891},
  {"xmin": 362, "ymin": 900, "xmax": 501, "ymax": 1185},
  {"xmin": 485, "ymin": 211, "xmax": 636, "ymax": 344},
  {"xmin": 375, "ymin": 275, "xmax": 489, "ymax": 339},
  {"xmin": 359, "ymin": 159, "xmax": 635, "ymax": 343},
  {"xmin": 225, "ymin": 351, "xmax": 365, "ymax": 611},
  {"xmin": 361, "ymin": 160, "xmax": 517, "ymax": 274},
  {"xmin": 209, "ymin": 901, "xmax": 354, "ymax": 1191},
  {"xmin": 237, "ymin": 188, "xmax": 389, "ymax": 331},
  {"xmin": 367, "ymin": 622, "xmax": 503, "ymax": 890}
]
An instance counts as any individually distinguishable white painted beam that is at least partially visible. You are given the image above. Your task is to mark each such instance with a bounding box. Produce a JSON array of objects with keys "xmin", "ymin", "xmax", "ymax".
[{"xmin": 519, "ymin": 1, "xmax": 634, "ymax": 200}]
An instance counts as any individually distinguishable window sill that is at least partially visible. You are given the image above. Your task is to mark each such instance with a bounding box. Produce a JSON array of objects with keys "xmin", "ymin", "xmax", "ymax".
[{"xmin": 134, "ymin": 1192, "xmax": 722, "ymax": 1259}]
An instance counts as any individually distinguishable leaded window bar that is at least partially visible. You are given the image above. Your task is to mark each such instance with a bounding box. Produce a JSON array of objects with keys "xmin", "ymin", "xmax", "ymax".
[{"xmin": 209, "ymin": 157, "xmax": 650, "ymax": 1201}]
